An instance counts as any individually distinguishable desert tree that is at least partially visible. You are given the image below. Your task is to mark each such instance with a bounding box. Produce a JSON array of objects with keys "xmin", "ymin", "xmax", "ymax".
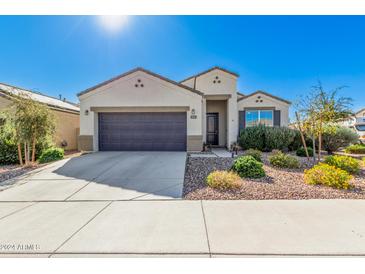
[
  {"xmin": 296, "ymin": 81, "xmax": 353, "ymax": 161},
  {"xmin": 1, "ymin": 92, "xmax": 55, "ymax": 165}
]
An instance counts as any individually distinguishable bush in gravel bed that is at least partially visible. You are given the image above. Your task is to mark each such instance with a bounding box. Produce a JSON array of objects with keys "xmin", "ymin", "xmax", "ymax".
[
  {"xmin": 238, "ymin": 125, "xmax": 297, "ymax": 152},
  {"xmin": 304, "ymin": 163, "xmax": 353, "ymax": 189},
  {"xmin": 206, "ymin": 170, "xmax": 242, "ymax": 190},
  {"xmin": 264, "ymin": 126, "xmax": 297, "ymax": 152},
  {"xmin": 38, "ymin": 147, "xmax": 64, "ymax": 163},
  {"xmin": 324, "ymin": 155, "xmax": 360, "ymax": 174},
  {"xmin": 245, "ymin": 149, "xmax": 262, "ymax": 162},
  {"xmin": 231, "ymin": 155, "xmax": 265, "ymax": 178},
  {"xmin": 296, "ymin": 146, "xmax": 314, "ymax": 157},
  {"xmin": 269, "ymin": 151, "xmax": 300, "ymax": 169},
  {"xmin": 345, "ymin": 144, "xmax": 365, "ymax": 154},
  {"xmin": 322, "ymin": 125, "xmax": 359, "ymax": 154}
]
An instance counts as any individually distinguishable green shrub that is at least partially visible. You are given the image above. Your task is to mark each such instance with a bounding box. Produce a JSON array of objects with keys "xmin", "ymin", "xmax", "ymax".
[
  {"xmin": 238, "ymin": 125, "xmax": 266, "ymax": 151},
  {"xmin": 38, "ymin": 147, "xmax": 64, "ymax": 163},
  {"xmin": 238, "ymin": 125, "xmax": 297, "ymax": 152},
  {"xmin": 324, "ymin": 155, "xmax": 360, "ymax": 174},
  {"xmin": 288, "ymin": 130, "xmax": 312, "ymax": 151},
  {"xmin": 322, "ymin": 125, "xmax": 359, "ymax": 154},
  {"xmin": 206, "ymin": 170, "xmax": 242, "ymax": 190},
  {"xmin": 296, "ymin": 146, "xmax": 314, "ymax": 157},
  {"xmin": 0, "ymin": 119, "xmax": 54, "ymax": 164},
  {"xmin": 345, "ymin": 144, "xmax": 365, "ymax": 154},
  {"xmin": 304, "ymin": 163, "xmax": 353, "ymax": 189},
  {"xmin": 0, "ymin": 122, "xmax": 19, "ymax": 164},
  {"xmin": 231, "ymin": 155, "xmax": 265, "ymax": 178},
  {"xmin": 0, "ymin": 139, "xmax": 19, "ymax": 164},
  {"xmin": 269, "ymin": 151, "xmax": 300, "ymax": 169},
  {"xmin": 265, "ymin": 126, "xmax": 297, "ymax": 151},
  {"xmin": 245, "ymin": 149, "xmax": 262, "ymax": 162}
]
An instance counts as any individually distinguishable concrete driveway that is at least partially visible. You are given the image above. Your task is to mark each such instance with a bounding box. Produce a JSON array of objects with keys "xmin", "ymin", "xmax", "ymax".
[{"xmin": 0, "ymin": 152, "xmax": 187, "ymax": 201}]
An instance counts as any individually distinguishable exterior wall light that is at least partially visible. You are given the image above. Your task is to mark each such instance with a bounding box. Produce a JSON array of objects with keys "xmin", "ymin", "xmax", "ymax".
[{"xmin": 84, "ymin": 109, "xmax": 89, "ymax": 116}]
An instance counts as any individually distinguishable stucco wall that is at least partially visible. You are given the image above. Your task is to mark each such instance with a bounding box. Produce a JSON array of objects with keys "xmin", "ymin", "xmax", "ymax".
[
  {"xmin": 237, "ymin": 92, "xmax": 290, "ymax": 127},
  {"xmin": 0, "ymin": 95, "xmax": 11, "ymax": 110},
  {"xmin": 182, "ymin": 69, "xmax": 237, "ymax": 96},
  {"xmin": 79, "ymin": 70, "xmax": 203, "ymax": 151},
  {"xmin": 191, "ymin": 69, "xmax": 239, "ymax": 148},
  {"xmin": 53, "ymin": 110, "xmax": 80, "ymax": 150}
]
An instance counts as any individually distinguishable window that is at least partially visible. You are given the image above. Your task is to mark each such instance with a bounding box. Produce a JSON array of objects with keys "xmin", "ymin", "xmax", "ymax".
[
  {"xmin": 245, "ymin": 110, "xmax": 273, "ymax": 127},
  {"xmin": 355, "ymin": 125, "xmax": 365, "ymax": 131}
]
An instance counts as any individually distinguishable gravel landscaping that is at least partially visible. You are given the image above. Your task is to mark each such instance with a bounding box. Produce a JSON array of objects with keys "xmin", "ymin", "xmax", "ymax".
[
  {"xmin": 183, "ymin": 152, "xmax": 365, "ymax": 200},
  {"xmin": 0, "ymin": 165, "xmax": 40, "ymax": 183}
]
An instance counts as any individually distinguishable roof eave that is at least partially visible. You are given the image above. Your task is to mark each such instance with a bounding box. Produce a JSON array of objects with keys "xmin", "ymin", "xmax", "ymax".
[
  {"xmin": 237, "ymin": 90, "xmax": 291, "ymax": 105},
  {"xmin": 77, "ymin": 67, "xmax": 204, "ymax": 97},
  {"xmin": 179, "ymin": 66, "xmax": 239, "ymax": 83}
]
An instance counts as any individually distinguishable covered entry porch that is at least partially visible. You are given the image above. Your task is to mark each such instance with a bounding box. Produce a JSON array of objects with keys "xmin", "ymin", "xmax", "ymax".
[{"xmin": 203, "ymin": 95, "xmax": 229, "ymax": 148}]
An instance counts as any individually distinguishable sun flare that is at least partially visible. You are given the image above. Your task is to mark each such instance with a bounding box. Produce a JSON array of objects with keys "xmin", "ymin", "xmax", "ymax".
[{"xmin": 97, "ymin": 15, "xmax": 129, "ymax": 33}]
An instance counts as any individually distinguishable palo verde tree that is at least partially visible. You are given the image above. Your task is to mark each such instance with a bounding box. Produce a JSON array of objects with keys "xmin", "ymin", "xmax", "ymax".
[
  {"xmin": 296, "ymin": 82, "xmax": 353, "ymax": 162},
  {"xmin": 1, "ymin": 92, "xmax": 56, "ymax": 165}
]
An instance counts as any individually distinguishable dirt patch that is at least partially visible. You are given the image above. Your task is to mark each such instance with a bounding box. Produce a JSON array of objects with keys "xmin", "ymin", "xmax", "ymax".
[{"xmin": 183, "ymin": 152, "xmax": 365, "ymax": 200}]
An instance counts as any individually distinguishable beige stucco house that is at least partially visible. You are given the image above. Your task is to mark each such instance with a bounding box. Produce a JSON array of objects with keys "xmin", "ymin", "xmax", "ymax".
[
  {"xmin": 78, "ymin": 67, "xmax": 290, "ymax": 152},
  {"xmin": 0, "ymin": 83, "xmax": 80, "ymax": 150},
  {"xmin": 340, "ymin": 107, "xmax": 365, "ymax": 141}
]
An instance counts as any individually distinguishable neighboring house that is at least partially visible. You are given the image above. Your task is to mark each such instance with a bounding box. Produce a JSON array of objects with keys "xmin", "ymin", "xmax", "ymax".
[
  {"xmin": 340, "ymin": 108, "xmax": 365, "ymax": 141},
  {"xmin": 0, "ymin": 83, "xmax": 80, "ymax": 150},
  {"xmin": 78, "ymin": 67, "xmax": 290, "ymax": 152}
]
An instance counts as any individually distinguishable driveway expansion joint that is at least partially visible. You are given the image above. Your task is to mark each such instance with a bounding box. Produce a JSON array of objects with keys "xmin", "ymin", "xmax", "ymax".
[
  {"xmin": 0, "ymin": 202, "xmax": 38, "ymax": 222},
  {"xmin": 52, "ymin": 201, "xmax": 113, "ymax": 255},
  {"xmin": 200, "ymin": 201, "xmax": 212, "ymax": 257}
]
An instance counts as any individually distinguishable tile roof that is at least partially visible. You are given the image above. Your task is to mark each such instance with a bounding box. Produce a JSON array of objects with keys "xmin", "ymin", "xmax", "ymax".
[{"xmin": 0, "ymin": 82, "xmax": 80, "ymax": 113}]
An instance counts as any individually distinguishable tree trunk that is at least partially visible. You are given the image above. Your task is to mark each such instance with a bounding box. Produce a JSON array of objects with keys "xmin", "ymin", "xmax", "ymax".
[
  {"xmin": 17, "ymin": 143, "xmax": 23, "ymax": 165},
  {"xmin": 318, "ymin": 117, "xmax": 322, "ymax": 162},
  {"xmin": 31, "ymin": 137, "xmax": 36, "ymax": 163},
  {"xmin": 312, "ymin": 135, "xmax": 316, "ymax": 161},
  {"xmin": 24, "ymin": 143, "xmax": 28, "ymax": 165},
  {"xmin": 27, "ymin": 142, "xmax": 30, "ymax": 164},
  {"xmin": 295, "ymin": 112, "xmax": 310, "ymax": 161}
]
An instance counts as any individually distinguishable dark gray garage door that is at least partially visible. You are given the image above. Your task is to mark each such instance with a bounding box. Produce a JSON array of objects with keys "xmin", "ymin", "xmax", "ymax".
[{"xmin": 98, "ymin": 112, "xmax": 187, "ymax": 151}]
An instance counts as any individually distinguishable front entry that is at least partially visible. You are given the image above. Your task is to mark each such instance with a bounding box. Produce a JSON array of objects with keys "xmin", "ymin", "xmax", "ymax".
[{"xmin": 206, "ymin": 113, "xmax": 219, "ymax": 145}]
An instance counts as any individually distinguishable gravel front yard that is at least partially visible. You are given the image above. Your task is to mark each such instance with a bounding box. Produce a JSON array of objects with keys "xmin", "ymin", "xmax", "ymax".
[
  {"xmin": 0, "ymin": 165, "xmax": 40, "ymax": 183},
  {"xmin": 183, "ymin": 153, "xmax": 365, "ymax": 200}
]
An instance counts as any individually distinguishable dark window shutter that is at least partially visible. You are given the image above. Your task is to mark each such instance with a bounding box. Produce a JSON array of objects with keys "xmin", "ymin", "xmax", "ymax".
[
  {"xmin": 274, "ymin": 110, "xmax": 281, "ymax": 126},
  {"xmin": 239, "ymin": 111, "xmax": 245, "ymax": 135}
]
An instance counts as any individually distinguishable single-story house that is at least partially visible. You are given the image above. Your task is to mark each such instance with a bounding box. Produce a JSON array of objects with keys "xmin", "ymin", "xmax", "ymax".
[
  {"xmin": 0, "ymin": 83, "xmax": 80, "ymax": 150},
  {"xmin": 78, "ymin": 67, "xmax": 290, "ymax": 152}
]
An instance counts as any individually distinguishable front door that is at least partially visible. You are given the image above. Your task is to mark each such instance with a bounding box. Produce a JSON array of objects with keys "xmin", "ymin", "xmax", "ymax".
[{"xmin": 206, "ymin": 113, "xmax": 219, "ymax": 145}]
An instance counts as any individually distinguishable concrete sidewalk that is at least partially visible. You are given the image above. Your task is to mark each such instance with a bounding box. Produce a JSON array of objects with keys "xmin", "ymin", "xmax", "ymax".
[{"xmin": 0, "ymin": 199, "xmax": 365, "ymax": 257}]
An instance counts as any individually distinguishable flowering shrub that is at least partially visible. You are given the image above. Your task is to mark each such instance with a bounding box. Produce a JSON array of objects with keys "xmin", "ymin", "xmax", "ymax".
[
  {"xmin": 324, "ymin": 155, "xmax": 360, "ymax": 174},
  {"xmin": 304, "ymin": 163, "xmax": 352, "ymax": 189}
]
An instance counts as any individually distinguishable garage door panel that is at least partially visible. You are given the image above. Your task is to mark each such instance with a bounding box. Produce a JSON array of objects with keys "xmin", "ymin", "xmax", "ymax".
[{"xmin": 98, "ymin": 112, "xmax": 187, "ymax": 151}]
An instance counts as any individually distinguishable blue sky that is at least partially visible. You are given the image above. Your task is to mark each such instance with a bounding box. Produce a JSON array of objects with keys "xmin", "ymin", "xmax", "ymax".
[{"xmin": 0, "ymin": 16, "xmax": 364, "ymax": 118}]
